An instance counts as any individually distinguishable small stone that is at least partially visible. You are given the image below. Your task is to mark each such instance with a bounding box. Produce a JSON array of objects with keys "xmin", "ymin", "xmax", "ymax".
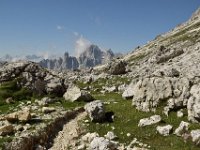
[
  {"xmin": 156, "ymin": 125, "xmax": 173, "ymax": 136},
  {"xmin": 5, "ymin": 97, "xmax": 15, "ymax": 104},
  {"xmin": 104, "ymin": 131, "xmax": 117, "ymax": 140},
  {"xmin": 42, "ymin": 107, "xmax": 56, "ymax": 114},
  {"xmin": 177, "ymin": 110, "xmax": 184, "ymax": 118},
  {"xmin": 77, "ymin": 144, "xmax": 85, "ymax": 150},
  {"xmin": 111, "ymin": 126, "xmax": 115, "ymax": 130},
  {"xmin": 127, "ymin": 133, "xmax": 131, "ymax": 137},
  {"xmin": 84, "ymin": 120, "xmax": 89, "ymax": 123}
]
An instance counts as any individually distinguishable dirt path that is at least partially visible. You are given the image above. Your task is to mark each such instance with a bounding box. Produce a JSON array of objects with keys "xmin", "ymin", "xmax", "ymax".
[{"xmin": 49, "ymin": 112, "xmax": 87, "ymax": 150}]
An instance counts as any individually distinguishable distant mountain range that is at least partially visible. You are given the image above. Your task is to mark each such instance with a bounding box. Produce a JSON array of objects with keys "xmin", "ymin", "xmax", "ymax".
[
  {"xmin": 0, "ymin": 44, "xmax": 116, "ymax": 70},
  {"xmin": 39, "ymin": 44, "xmax": 115, "ymax": 70},
  {"xmin": 0, "ymin": 54, "xmax": 44, "ymax": 62}
]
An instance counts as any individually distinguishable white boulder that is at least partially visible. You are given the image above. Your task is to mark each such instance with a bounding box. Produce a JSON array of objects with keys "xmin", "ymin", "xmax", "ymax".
[
  {"xmin": 156, "ymin": 125, "xmax": 173, "ymax": 136},
  {"xmin": 138, "ymin": 115, "xmax": 161, "ymax": 127}
]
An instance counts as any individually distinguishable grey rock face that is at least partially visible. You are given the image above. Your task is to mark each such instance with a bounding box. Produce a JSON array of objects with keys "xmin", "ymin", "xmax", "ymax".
[
  {"xmin": 40, "ymin": 52, "xmax": 79, "ymax": 71},
  {"xmin": 126, "ymin": 77, "xmax": 190, "ymax": 113},
  {"xmin": 39, "ymin": 45, "xmax": 114, "ymax": 70},
  {"xmin": 154, "ymin": 46, "xmax": 184, "ymax": 64},
  {"xmin": 84, "ymin": 100, "xmax": 105, "ymax": 122},
  {"xmin": 79, "ymin": 45, "xmax": 114, "ymax": 68}
]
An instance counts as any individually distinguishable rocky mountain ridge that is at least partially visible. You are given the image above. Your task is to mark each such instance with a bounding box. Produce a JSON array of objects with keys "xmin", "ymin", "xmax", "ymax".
[{"xmin": 39, "ymin": 44, "xmax": 115, "ymax": 70}]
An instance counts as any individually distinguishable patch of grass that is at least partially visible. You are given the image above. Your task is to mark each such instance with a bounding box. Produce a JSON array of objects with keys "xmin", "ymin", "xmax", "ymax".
[
  {"xmin": 0, "ymin": 79, "xmax": 33, "ymax": 102},
  {"xmin": 48, "ymin": 97, "xmax": 86, "ymax": 110},
  {"xmin": 128, "ymin": 53, "xmax": 147, "ymax": 64},
  {"xmin": 85, "ymin": 92, "xmax": 200, "ymax": 150},
  {"xmin": 0, "ymin": 136, "xmax": 13, "ymax": 149},
  {"xmin": 76, "ymin": 76, "xmax": 131, "ymax": 91}
]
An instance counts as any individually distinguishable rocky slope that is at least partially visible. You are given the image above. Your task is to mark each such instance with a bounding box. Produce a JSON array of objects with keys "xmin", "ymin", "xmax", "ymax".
[
  {"xmin": 39, "ymin": 44, "xmax": 115, "ymax": 70},
  {"xmin": 122, "ymin": 7, "xmax": 200, "ymax": 121}
]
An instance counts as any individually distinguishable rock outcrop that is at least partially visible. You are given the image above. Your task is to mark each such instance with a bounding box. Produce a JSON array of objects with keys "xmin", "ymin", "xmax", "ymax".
[
  {"xmin": 0, "ymin": 61, "xmax": 67, "ymax": 96},
  {"xmin": 40, "ymin": 52, "xmax": 79, "ymax": 71}
]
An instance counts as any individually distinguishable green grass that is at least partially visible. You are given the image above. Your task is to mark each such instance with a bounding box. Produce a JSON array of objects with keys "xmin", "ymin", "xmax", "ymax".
[
  {"xmin": 161, "ymin": 21, "xmax": 200, "ymax": 46},
  {"xmin": 0, "ymin": 79, "xmax": 33, "ymax": 102},
  {"xmin": 48, "ymin": 98, "xmax": 86, "ymax": 110},
  {"xmin": 75, "ymin": 76, "xmax": 131, "ymax": 91},
  {"xmin": 85, "ymin": 92, "xmax": 200, "ymax": 150},
  {"xmin": 127, "ymin": 52, "xmax": 148, "ymax": 65},
  {"xmin": 0, "ymin": 136, "xmax": 13, "ymax": 149}
]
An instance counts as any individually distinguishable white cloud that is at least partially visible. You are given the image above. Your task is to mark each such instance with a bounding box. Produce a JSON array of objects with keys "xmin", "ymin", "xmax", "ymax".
[
  {"xmin": 57, "ymin": 25, "xmax": 65, "ymax": 30},
  {"xmin": 74, "ymin": 34, "xmax": 91, "ymax": 57}
]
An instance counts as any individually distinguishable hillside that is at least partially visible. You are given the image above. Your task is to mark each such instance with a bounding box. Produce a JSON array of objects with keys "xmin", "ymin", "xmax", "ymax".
[{"xmin": 0, "ymin": 7, "xmax": 200, "ymax": 150}]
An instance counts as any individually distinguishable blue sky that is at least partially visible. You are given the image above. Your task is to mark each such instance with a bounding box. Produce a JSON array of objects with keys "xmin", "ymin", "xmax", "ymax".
[{"xmin": 0, "ymin": 0, "xmax": 199, "ymax": 58}]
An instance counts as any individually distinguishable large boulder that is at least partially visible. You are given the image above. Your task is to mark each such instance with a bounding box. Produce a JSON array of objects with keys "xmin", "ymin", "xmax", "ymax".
[
  {"xmin": 138, "ymin": 115, "xmax": 161, "ymax": 127},
  {"xmin": 132, "ymin": 77, "xmax": 172, "ymax": 112},
  {"xmin": 156, "ymin": 125, "xmax": 173, "ymax": 136},
  {"xmin": 90, "ymin": 137, "xmax": 118, "ymax": 150},
  {"xmin": 106, "ymin": 60, "xmax": 127, "ymax": 75},
  {"xmin": 126, "ymin": 77, "xmax": 190, "ymax": 113},
  {"xmin": 63, "ymin": 86, "xmax": 94, "ymax": 102},
  {"xmin": 84, "ymin": 100, "xmax": 105, "ymax": 122},
  {"xmin": 122, "ymin": 82, "xmax": 135, "ymax": 99},
  {"xmin": 45, "ymin": 75, "xmax": 66, "ymax": 96},
  {"xmin": 6, "ymin": 109, "xmax": 31, "ymax": 122}
]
